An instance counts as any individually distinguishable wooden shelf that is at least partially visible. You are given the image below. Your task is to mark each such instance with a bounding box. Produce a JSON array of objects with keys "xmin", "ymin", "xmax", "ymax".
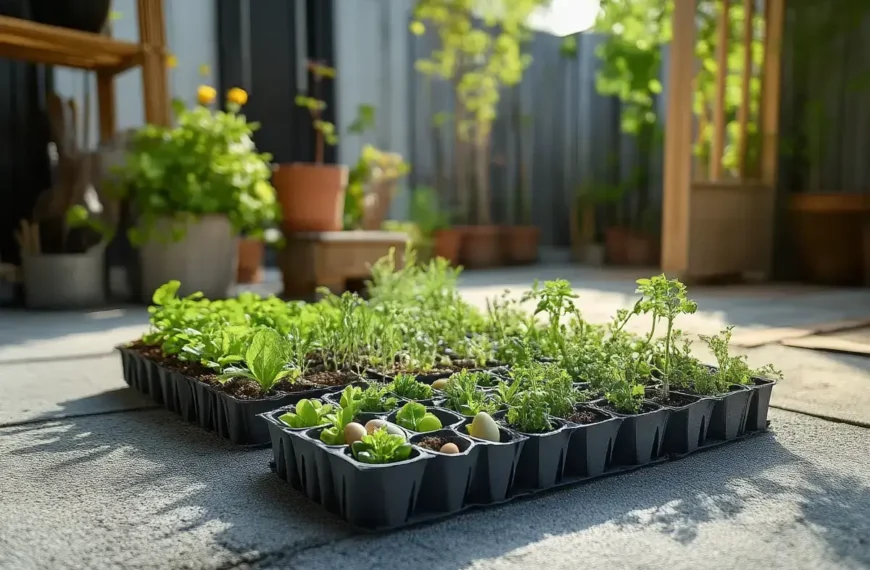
[{"xmin": 0, "ymin": 16, "xmax": 141, "ymax": 74}]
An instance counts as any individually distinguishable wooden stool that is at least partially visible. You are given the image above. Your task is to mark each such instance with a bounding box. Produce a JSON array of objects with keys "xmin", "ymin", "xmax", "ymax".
[{"xmin": 278, "ymin": 231, "xmax": 408, "ymax": 299}]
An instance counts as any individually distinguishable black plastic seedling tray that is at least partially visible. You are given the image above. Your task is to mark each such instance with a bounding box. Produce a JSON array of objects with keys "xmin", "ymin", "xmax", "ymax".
[
  {"xmin": 261, "ymin": 380, "xmax": 777, "ymax": 532},
  {"xmin": 117, "ymin": 347, "xmax": 340, "ymax": 446}
]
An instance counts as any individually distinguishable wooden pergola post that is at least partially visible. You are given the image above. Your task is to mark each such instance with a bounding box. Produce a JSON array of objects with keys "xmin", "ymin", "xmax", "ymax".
[
  {"xmin": 661, "ymin": 0, "xmax": 697, "ymax": 277},
  {"xmin": 661, "ymin": 0, "xmax": 786, "ymax": 282}
]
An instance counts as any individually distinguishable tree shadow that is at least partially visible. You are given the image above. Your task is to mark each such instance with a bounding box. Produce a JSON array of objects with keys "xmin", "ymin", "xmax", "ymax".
[{"xmin": 2, "ymin": 386, "xmax": 867, "ymax": 568}]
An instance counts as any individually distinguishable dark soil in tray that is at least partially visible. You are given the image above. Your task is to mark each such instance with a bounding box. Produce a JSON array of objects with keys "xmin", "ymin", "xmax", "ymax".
[
  {"xmin": 302, "ymin": 368, "xmax": 357, "ymax": 387},
  {"xmin": 648, "ymin": 392, "xmax": 699, "ymax": 408},
  {"xmin": 566, "ymin": 408, "xmax": 609, "ymax": 425},
  {"xmin": 600, "ymin": 402, "xmax": 659, "ymax": 416},
  {"xmin": 224, "ymin": 378, "xmax": 268, "ymax": 400},
  {"xmin": 128, "ymin": 340, "xmax": 220, "ymax": 385},
  {"xmin": 273, "ymin": 378, "xmax": 326, "ymax": 393},
  {"xmin": 417, "ymin": 436, "xmax": 450, "ymax": 452}
]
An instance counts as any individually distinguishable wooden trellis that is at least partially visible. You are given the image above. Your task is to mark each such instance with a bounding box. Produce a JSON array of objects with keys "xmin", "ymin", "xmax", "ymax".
[
  {"xmin": 661, "ymin": 0, "xmax": 786, "ymax": 282},
  {"xmin": 0, "ymin": 0, "xmax": 170, "ymax": 143}
]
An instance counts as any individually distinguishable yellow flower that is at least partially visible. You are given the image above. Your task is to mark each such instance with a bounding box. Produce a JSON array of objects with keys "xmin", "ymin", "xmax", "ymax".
[
  {"xmin": 409, "ymin": 21, "xmax": 425, "ymax": 36},
  {"xmin": 227, "ymin": 87, "xmax": 248, "ymax": 106},
  {"xmin": 197, "ymin": 85, "xmax": 217, "ymax": 105},
  {"xmin": 166, "ymin": 54, "xmax": 178, "ymax": 69}
]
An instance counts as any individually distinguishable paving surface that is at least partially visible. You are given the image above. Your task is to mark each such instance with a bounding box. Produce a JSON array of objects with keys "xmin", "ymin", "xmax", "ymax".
[{"xmin": 1, "ymin": 265, "xmax": 869, "ymax": 569}]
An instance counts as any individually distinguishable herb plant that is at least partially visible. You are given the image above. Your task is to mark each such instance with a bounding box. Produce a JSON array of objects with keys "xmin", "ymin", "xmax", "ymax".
[
  {"xmin": 387, "ymin": 373, "xmax": 433, "ymax": 401},
  {"xmin": 505, "ymin": 389, "xmax": 553, "ymax": 434},
  {"xmin": 351, "ymin": 427, "xmax": 414, "ymax": 464},
  {"xmin": 357, "ymin": 383, "xmax": 399, "ymax": 413},
  {"xmin": 441, "ymin": 370, "xmax": 496, "ymax": 416},
  {"xmin": 635, "ymin": 275, "xmax": 697, "ymax": 400},
  {"xmin": 603, "ymin": 356, "xmax": 648, "ymax": 414},
  {"xmin": 279, "ymin": 399, "xmax": 333, "ymax": 429},
  {"xmin": 697, "ymin": 327, "xmax": 783, "ymax": 395},
  {"xmin": 395, "ymin": 402, "xmax": 443, "ymax": 432}
]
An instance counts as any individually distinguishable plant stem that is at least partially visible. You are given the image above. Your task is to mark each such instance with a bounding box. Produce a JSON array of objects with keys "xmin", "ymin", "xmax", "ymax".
[{"xmin": 663, "ymin": 319, "xmax": 673, "ymax": 400}]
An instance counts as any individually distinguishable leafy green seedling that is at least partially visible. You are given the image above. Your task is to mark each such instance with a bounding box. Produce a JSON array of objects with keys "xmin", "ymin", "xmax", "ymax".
[
  {"xmin": 279, "ymin": 399, "xmax": 333, "ymax": 429},
  {"xmin": 320, "ymin": 404, "xmax": 358, "ymax": 445},
  {"xmin": 219, "ymin": 328, "xmax": 292, "ymax": 394},
  {"xmin": 387, "ymin": 373, "xmax": 433, "ymax": 400},
  {"xmin": 395, "ymin": 402, "xmax": 442, "ymax": 432},
  {"xmin": 442, "ymin": 370, "xmax": 496, "ymax": 416},
  {"xmin": 351, "ymin": 427, "xmax": 414, "ymax": 464}
]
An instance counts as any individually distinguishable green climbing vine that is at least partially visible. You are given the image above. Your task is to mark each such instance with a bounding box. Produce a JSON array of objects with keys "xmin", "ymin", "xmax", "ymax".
[{"xmin": 590, "ymin": 0, "xmax": 765, "ymax": 177}]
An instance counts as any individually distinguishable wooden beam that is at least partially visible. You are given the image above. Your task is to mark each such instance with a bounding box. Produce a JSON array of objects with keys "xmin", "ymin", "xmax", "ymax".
[
  {"xmin": 710, "ymin": 0, "xmax": 730, "ymax": 181},
  {"xmin": 760, "ymin": 0, "xmax": 785, "ymax": 185},
  {"xmin": 736, "ymin": 0, "xmax": 754, "ymax": 179},
  {"xmin": 96, "ymin": 70, "xmax": 116, "ymax": 143},
  {"xmin": 661, "ymin": 0, "xmax": 697, "ymax": 276}
]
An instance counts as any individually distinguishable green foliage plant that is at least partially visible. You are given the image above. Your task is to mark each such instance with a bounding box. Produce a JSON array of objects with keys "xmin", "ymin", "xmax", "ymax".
[
  {"xmin": 279, "ymin": 399, "xmax": 334, "ymax": 429},
  {"xmin": 107, "ymin": 88, "xmax": 279, "ymax": 245},
  {"xmin": 441, "ymin": 369, "xmax": 496, "ymax": 416},
  {"xmin": 357, "ymin": 383, "xmax": 400, "ymax": 413},
  {"xmin": 219, "ymin": 328, "xmax": 293, "ymax": 394},
  {"xmin": 634, "ymin": 275, "xmax": 697, "ymax": 400},
  {"xmin": 506, "ymin": 389, "xmax": 552, "ymax": 434},
  {"xmin": 696, "ymin": 326, "xmax": 782, "ymax": 395},
  {"xmin": 351, "ymin": 427, "xmax": 414, "ymax": 464},
  {"xmin": 411, "ymin": 0, "xmax": 548, "ymax": 225},
  {"xmin": 395, "ymin": 402, "xmax": 443, "ymax": 432},
  {"xmin": 387, "ymin": 373, "xmax": 434, "ymax": 401},
  {"xmin": 295, "ymin": 61, "xmax": 338, "ymax": 164},
  {"xmin": 320, "ymin": 398, "xmax": 361, "ymax": 446}
]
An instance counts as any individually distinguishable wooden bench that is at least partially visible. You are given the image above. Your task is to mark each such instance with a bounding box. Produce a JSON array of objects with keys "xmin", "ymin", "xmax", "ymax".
[{"xmin": 278, "ymin": 231, "xmax": 408, "ymax": 299}]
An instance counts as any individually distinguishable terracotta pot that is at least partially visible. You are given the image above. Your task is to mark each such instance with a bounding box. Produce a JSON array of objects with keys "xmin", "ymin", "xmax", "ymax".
[
  {"xmin": 624, "ymin": 232, "xmax": 660, "ymax": 267},
  {"xmin": 433, "ymin": 228, "xmax": 463, "ymax": 265},
  {"xmin": 273, "ymin": 163, "xmax": 348, "ymax": 233},
  {"xmin": 790, "ymin": 194, "xmax": 867, "ymax": 286},
  {"xmin": 237, "ymin": 238, "xmax": 264, "ymax": 284},
  {"xmin": 605, "ymin": 227, "xmax": 631, "ymax": 265},
  {"xmin": 458, "ymin": 225, "xmax": 503, "ymax": 268},
  {"xmin": 503, "ymin": 225, "xmax": 540, "ymax": 265}
]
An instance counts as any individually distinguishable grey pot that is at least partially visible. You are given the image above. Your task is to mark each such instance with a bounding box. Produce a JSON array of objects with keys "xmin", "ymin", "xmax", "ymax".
[
  {"xmin": 139, "ymin": 215, "xmax": 238, "ymax": 300},
  {"xmin": 22, "ymin": 245, "xmax": 106, "ymax": 309}
]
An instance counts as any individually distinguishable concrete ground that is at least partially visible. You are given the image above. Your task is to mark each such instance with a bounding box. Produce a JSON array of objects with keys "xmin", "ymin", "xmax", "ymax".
[{"xmin": 1, "ymin": 265, "xmax": 869, "ymax": 569}]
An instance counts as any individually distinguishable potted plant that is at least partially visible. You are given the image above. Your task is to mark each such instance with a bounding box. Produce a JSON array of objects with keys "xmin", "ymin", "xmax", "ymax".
[
  {"xmin": 85, "ymin": 85, "xmax": 279, "ymax": 300},
  {"xmin": 274, "ymin": 61, "xmax": 347, "ymax": 233},
  {"xmin": 412, "ymin": 1, "xmax": 545, "ymax": 269},
  {"xmin": 20, "ymin": 89, "xmax": 110, "ymax": 309},
  {"xmin": 406, "ymin": 186, "xmax": 457, "ymax": 264},
  {"xmin": 503, "ymin": 99, "xmax": 539, "ymax": 265}
]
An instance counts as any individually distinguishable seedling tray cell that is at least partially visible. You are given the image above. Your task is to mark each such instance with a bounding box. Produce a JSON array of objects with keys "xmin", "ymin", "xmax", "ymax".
[{"xmin": 116, "ymin": 347, "xmax": 337, "ymax": 446}]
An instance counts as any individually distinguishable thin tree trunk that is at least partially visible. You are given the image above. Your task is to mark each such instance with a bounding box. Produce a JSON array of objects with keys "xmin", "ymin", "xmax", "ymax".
[{"xmin": 476, "ymin": 126, "xmax": 492, "ymax": 226}]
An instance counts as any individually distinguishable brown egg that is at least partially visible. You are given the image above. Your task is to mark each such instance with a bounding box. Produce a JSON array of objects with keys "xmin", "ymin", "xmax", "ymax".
[
  {"xmin": 344, "ymin": 422, "xmax": 367, "ymax": 445},
  {"xmin": 439, "ymin": 442, "xmax": 460, "ymax": 454},
  {"xmin": 431, "ymin": 379, "xmax": 449, "ymax": 390}
]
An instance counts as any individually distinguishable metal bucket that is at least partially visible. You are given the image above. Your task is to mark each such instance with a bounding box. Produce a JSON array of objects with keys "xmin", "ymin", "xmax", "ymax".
[
  {"xmin": 139, "ymin": 215, "xmax": 238, "ymax": 300},
  {"xmin": 21, "ymin": 245, "xmax": 106, "ymax": 309}
]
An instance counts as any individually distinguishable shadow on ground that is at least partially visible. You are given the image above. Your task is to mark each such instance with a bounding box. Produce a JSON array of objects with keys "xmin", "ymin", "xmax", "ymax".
[{"xmin": 2, "ymin": 391, "xmax": 867, "ymax": 569}]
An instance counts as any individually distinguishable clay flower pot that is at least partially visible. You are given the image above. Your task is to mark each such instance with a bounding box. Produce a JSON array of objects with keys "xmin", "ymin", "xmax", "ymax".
[
  {"xmin": 274, "ymin": 163, "xmax": 348, "ymax": 233},
  {"xmin": 433, "ymin": 228, "xmax": 463, "ymax": 265},
  {"xmin": 605, "ymin": 227, "xmax": 631, "ymax": 265},
  {"xmin": 458, "ymin": 225, "xmax": 503, "ymax": 268},
  {"xmin": 237, "ymin": 238, "xmax": 264, "ymax": 284},
  {"xmin": 503, "ymin": 225, "xmax": 540, "ymax": 265}
]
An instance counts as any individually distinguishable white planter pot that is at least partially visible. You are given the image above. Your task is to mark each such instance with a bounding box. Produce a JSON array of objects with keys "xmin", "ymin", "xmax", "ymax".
[
  {"xmin": 22, "ymin": 245, "xmax": 106, "ymax": 309},
  {"xmin": 139, "ymin": 215, "xmax": 239, "ymax": 300}
]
